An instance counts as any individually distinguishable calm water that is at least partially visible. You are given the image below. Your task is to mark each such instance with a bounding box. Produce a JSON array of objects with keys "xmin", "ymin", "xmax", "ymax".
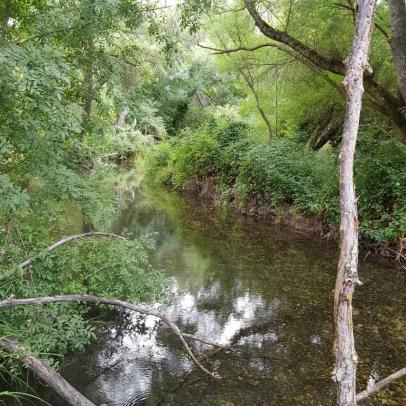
[{"xmin": 43, "ymin": 172, "xmax": 406, "ymax": 405}]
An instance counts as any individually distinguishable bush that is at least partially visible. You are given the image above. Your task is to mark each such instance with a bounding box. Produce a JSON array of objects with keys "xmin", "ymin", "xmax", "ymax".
[
  {"xmin": 145, "ymin": 118, "xmax": 406, "ymax": 245},
  {"xmin": 355, "ymin": 135, "xmax": 406, "ymax": 243},
  {"xmin": 237, "ymin": 140, "xmax": 338, "ymax": 218}
]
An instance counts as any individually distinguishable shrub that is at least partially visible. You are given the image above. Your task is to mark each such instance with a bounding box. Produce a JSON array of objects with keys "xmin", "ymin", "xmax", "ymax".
[
  {"xmin": 236, "ymin": 139, "xmax": 338, "ymax": 217},
  {"xmin": 145, "ymin": 119, "xmax": 406, "ymax": 246}
]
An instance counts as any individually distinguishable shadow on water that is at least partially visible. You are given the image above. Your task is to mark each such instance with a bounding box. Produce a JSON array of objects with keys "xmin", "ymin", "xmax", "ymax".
[{"xmin": 41, "ymin": 171, "xmax": 406, "ymax": 406}]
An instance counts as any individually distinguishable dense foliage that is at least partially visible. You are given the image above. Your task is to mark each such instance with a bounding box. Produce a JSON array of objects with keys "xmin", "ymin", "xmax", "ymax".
[
  {"xmin": 1, "ymin": 0, "xmax": 406, "ymax": 401},
  {"xmin": 146, "ymin": 119, "xmax": 406, "ymax": 246}
]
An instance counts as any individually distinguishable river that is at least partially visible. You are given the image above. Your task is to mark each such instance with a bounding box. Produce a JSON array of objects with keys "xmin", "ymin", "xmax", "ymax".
[{"xmin": 42, "ymin": 171, "xmax": 406, "ymax": 405}]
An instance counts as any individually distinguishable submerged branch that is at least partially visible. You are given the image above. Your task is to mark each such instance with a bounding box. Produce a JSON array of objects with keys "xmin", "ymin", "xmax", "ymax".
[
  {"xmin": 357, "ymin": 367, "xmax": 406, "ymax": 402},
  {"xmin": 0, "ymin": 232, "xmax": 126, "ymax": 283},
  {"xmin": 0, "ymin": 337, "xmax": 95, "ymax": 406},
  {"xmin": 0, "ymin": 294, "xmax": 222, "ymax": 379}
]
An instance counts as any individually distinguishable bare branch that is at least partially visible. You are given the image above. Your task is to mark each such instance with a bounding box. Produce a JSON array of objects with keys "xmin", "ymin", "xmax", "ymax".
[
  {"xmin": 357, "ymin": 367, "xmax": 406, "ymax": 402},
  {"xmin": 198, "ymin": 42, "xmax": 281, "ymax": 55},
  {"xmin": 0, "ymin": 294, "xmax": 223, "ymax": 378},
  {"xmin": 0, "ymin": 232, "xmax": 126, "ymax": 283},
  {"xmin": 182, "ymin": 333, "xmax": 229, "ymax": 350},
  {"xmin": 1, "ymin": 337, "xmax": 95, "ymax": 406}
]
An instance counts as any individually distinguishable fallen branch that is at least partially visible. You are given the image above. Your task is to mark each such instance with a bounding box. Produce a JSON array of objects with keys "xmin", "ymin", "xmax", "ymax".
[
  {"xmin": 357, "ymin": 367, "xmax": 406, "ymax": 402},
  {"xmin": 0, "ymin": 294, "xmax": 221, "ymax": 379},
  {"xmin": 0, "ymin": 337, "xmax": 95, "ymax": 406},
  {"xmin": 181, "ymin": 333, "xmax": 229, "ymax": 350},
  {"xmin": 0, "ymin": 232, "xmax": 126, "ymax": 283}
]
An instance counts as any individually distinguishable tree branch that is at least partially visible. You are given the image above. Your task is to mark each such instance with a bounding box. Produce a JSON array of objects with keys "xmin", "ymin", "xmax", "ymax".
[
  {"xmin": 1, "ymin": 337, "xmax": 95, "ymax": 406},
  {"xmin": 0, "ymin": 232, "xmax": 126, "ymax": 283},
  {"xmin": 243, "ymin": 0, "xmax": 406, "ymax": 137},
  {"xmin": 244, "ymin": 0, "xmax": 345, "ymax": 75},
  {"xmin": 0, "ymin": 294, "xmax": 223, "ymax": 378},
  {"xmin": 334, "ymin": 2, "xmax": 389, "ymax": 39},
  {"xmin": 357, "ymin": 367, "xmax": 406, "ymax": 402},
  {"xmin": 198, "ymin": 42, "xmax": 346, "ymax": 97},
  {"xmin": 198, "ymin": 42, "xmax": 281, "ymax": 55},
  {"xmin": 108, "ymin": 53, "xmax": 140, "ymax": 68}
]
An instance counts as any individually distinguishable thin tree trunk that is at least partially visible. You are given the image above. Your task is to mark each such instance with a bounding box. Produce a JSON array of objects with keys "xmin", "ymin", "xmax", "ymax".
[
  {"xmin": 214, "ymin": 31, "xmax": 273, "ymax": 138},
  {"xmin": 388, "ymin": 0, "xmax": 406, "ymax": 103},
  {"xmin": 1, "ymin": 338, "xmax": 95, "ymax": 406},
  {"xmin": 332, "ymin": 1, "xmax": 377, "ymax": 405},
  {"xmin": 243, "ymin": 68, "xmax": 273, "ymax": 139}
]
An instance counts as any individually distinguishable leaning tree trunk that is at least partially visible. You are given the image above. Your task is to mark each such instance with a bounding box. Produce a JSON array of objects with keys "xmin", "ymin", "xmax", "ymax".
[
  {"xmin": 388, "ymin": 0, "xmax": 406, "ymax": 104},
  {"xmin": 1, "ymin": 338, "xmax": 95, "ymax": 406},
  {"xmin": 332, "ymin": 1, "xmax": 377, "ymax": 405}
]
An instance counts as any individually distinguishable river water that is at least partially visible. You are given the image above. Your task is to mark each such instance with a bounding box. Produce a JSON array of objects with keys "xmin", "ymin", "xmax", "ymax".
[{"xmin": 43, "ymin": 172, "xmax": 405, "ymax": 405}]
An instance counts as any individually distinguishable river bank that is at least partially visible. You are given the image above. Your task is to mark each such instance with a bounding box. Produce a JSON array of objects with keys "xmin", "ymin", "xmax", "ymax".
[
  {"xmin": 144, "ymin": 120, "xmax": 406, "ymax": 263},
  {"xmin": 178, "ymin": 176, "xmax": 405, "ymax": 262}
]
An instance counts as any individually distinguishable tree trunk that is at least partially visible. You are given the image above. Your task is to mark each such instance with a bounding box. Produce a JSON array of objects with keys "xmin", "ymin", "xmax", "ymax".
[
  {"xmin": 116, "ymin": 106, "xmax": 130, "ymax": 130},
  {"xmin": 332, "ymin": 1, "xmax": 377, "ymax": 405},
  {"xmin": 388, "ymin": 0, "xmax": 406, "ymax": 104},
  {"xmin": 1, "ymin": 0, "xmax": 10, "ymax": 33},
  {"xmin": 1, "ymin": 338, "xmax": 95, "ymax": 406}
]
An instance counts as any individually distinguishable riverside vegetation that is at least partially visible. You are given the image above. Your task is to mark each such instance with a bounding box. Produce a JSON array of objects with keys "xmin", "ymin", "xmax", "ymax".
[
  {"xmin": 145, "ymin": 118, "xmax": 406, "ymax": 251},
  {"xmin": 0, "ymin": 0, "xmax": 405, "ymax": 404}
]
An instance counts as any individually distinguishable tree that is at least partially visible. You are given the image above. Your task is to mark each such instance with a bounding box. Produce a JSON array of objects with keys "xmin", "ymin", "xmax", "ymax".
[
  {"xmin": 243, "ymin": 0, "xmax": 406, "ymax": 141},
  {"xmin": 332, "ymin": 1, "xmax": 377, "ymax": 404}
]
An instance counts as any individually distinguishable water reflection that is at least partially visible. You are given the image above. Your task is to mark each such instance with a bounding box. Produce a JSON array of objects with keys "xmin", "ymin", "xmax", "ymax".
[{"xmin": 44, "ymin": 175, "xmax": 406, "ymax": 406}]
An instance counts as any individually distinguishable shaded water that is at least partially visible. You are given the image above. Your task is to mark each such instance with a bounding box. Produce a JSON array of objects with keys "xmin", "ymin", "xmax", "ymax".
[{"xmin": 45, "ymin": 173, "xmax": 405, "ymax": 405}]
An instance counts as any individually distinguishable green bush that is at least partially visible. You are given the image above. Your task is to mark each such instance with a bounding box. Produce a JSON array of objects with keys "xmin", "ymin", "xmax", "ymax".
[
  {"xmin": 236, "ymin": 140, "xmax": 338, "ymax": 218},
  {"xmin": 355, "ymin": 135, "xmax": 406, "ymax": 243},
  {"xmin": 145, "ymin": 118, "xmax": 406, "ymax": 245}
]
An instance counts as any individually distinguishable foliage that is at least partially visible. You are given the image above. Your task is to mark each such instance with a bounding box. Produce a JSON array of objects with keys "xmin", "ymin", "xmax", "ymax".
[
  {"xmin": 145, "ymin": 118, "xmax": 406, "ymax": 245},
  {"xmin": 2, "ymin": 0, "xmax": 406, "ymax": 400},
  {"xmin": 0, "ymin": 216, "xmax": 167, "ymax": 367}
]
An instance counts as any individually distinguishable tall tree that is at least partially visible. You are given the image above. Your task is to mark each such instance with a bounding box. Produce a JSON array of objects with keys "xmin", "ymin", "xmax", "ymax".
[{"xmin": 332, "ymin": 1, "xmax": 377, "ymax": 405}]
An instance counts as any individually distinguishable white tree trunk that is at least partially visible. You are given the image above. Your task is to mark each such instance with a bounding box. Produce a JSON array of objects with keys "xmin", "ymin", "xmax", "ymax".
[{"xmin": 332, "ymin": 1, "xmax": 377, "ymax": 405}]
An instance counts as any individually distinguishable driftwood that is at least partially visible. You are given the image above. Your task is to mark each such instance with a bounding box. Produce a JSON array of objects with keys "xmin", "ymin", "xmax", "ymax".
[
  {"xmin": 332, "ymin": 1, "xmax": 377, "ymax": 405},
  {"xmin": 357, "ymin": 367, "xmax": 406, "ymax": 402},
  {"xmin": 0, "ymin": 232, "xmax": 126, "ymax": 283},
  {"xmin": 0, "ymin": 294, "xmax": 223, "ymax": 378},
  {"xmin": 0, "ymin": 337, "xmax": 95, "ymax": 406}
]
